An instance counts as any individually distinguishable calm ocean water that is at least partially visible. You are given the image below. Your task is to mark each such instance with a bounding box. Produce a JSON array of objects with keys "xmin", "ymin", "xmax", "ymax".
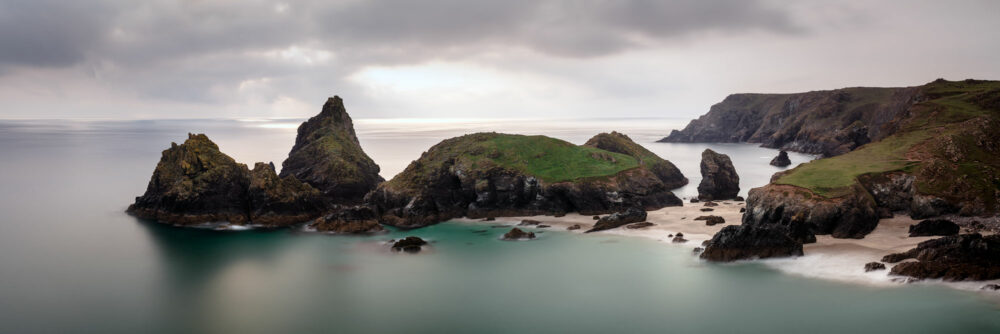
[{"xmin": 1, "ymin": 118, "xmax": 998, "ymax": 333}]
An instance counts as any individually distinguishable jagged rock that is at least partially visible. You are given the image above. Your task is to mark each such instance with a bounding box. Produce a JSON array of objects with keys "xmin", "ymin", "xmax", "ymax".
[
  {"xmin": 770, "ymin": 151, "xmax": 791, "ymax": 167},
  {"xmin": 368, "ymin": 133, "xmax": 681, "ymax": 228},
  {"xmin": 248, "ymin": 162, "xmax": 326, "ymax": 226},
  {"xmin": 741, "ymin": 184, "xmax": 878, "ymax": 242},
  {"xmin": 127, "ymin": 134, "xmax": 252, "ymax": 225},
  {"xmin": 586, "ymin": 208, "xmax": 647, "ymax": 233},
  {"xmin": 694, "ymin": 215, "xmax": 725, "ymax": 226},
  {"xmin": 864, "ymin": 262, "xmax": 886, "ymax": 272},
  {"xmin": 700, "ymin": 225, "xmax": 804, "ymax": 262},
  {"xmin": 280, "ymin": 96, "xmax": 383, "ymax": 205},
  {"xmin": 584, "ymin": 131, "xmax": 688, "ymax": 189},
  {"xmin": 625, "ymin": 222, "xmax": 655, "ymax": 229},
  {"xmin": 697, "ymin": 149, "xmax": 740, "ymax": 201},
  {"xmin": 309, "ymin": 206, "xmax": 385, "ymax": 234},
  {"xmin": 391, "ymin": 236, "xmax": 427, "ymax": 253},
  {"xmin": 567, "ymin": 224, "xmax": 581, "ymax": 231},
  {"xmin": 519, "ymin": 219, "xmax": 542, "ymax": 226},
  {"xmin": 883, "ymin": 233, "xmax": 1000, "ymax": 281},
  {"xmin": 501, "ymin": 228, "xmax": 536, "ymax": 240},
  {"xmin": 908, "ymin": 219, "xmax": 960, "ymax": 237}
]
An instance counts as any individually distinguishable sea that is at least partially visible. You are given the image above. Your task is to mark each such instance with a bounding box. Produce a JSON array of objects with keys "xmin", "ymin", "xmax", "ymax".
[{"xmin": 1, "ymin": 117, "xmax": 998, "ymax": 333}]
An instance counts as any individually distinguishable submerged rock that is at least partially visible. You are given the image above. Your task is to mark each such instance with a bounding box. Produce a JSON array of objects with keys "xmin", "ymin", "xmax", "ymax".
[
  {"xmin": 864, "ymin": 262, "xmax": 886, "ymax": 272},
  {"xmin": 280, "ymin": 96, "xmax": 383, "ymax": 204},
  {"xmin": 883, "ymin": 233, "xmax": 1000, "ymax": 281},
  {"xmin": 502, "ymin": 228, "xmax": 536, "ymax": 240},
  {"xmin": 770, "ymin": 151, "xmax": 791, "ymax": 167},
  {"xmin": 310, "ymin": 206, "xmax": 385, "ymax": 234},
  {"xmin": 908, "ymin": 219, "xmax": 960, "ymax": 237},
  {"xmin": 391, "ymin": 236, "xmax": 427, "ymax": 253},
  {"xmin": 700, "ymin": 225, "xmax": 804, "ymax": 262},
  {"xmin": 697, "ymin": 149, "xmax": 740, "ymax": 201},
  {"xmin": 586, "ymin": 208, "xmax": 647, "ymax": 233}
]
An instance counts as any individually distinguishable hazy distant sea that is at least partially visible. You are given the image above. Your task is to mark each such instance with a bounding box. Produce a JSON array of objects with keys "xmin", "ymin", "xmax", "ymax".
[{"xmin": 1, "ymin": 118, "xmax": 998, "ymax": 333}]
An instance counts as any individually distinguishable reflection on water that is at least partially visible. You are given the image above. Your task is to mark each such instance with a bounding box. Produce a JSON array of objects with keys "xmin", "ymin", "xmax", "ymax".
[{"xmin": 0, "ymin": 118, "xmax": 998, "ymax": 333}]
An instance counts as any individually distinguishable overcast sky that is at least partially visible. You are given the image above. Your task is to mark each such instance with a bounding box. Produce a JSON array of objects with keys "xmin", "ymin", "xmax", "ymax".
[{"xmin": 1, "ymin": 0, "xmax": 998, "ymax": 120}]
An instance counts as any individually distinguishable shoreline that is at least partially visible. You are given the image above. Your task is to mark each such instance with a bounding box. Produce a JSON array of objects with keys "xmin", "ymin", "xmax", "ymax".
[{"xmin": 455, "ymin": 202, "xmax": 1000, "ymax": 296}]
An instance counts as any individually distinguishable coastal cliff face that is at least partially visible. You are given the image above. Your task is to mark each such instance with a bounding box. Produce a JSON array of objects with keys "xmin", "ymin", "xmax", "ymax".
[
  {"xmin": 248, "ymin": 162, "xmax": 327, "ymax": 226},
  {"xmin": 660, "ymin": 86, "xmax": 922, "ymax": 157},
  {"xmin": 280, "ymin": 96, "xmax": 383, "ymax": 204},
  {"xmin": 583, "ymin": 131, "xmax": 688, "ymax": 189},
  {"xmin": 367, "ymin": 132, "xmax": 682, "ymax": 228}
]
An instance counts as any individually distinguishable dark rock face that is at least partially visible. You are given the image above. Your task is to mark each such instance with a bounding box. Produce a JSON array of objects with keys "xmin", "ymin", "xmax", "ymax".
[
  {"xmin": 697, "ymin": 149, "xmax": 740, "ymax": 201},
  {"xmin": 908, "ymin": 219, "xmax": 960, "ymax": 237},
  {"xmin": 658, "ymin": 87, "xmax": 921, "ymax": 157},
  {"xmin": 586, "ymin": 208, "xmax": 647, "ymax": 233},
  {"xmin": 864, "ymin": 262, "xmax": 886, "ymax": 272},
  {"xmin": 502, "ymin": 228, "xmax": 536, "ymax": 240},
  {"xmin": 310, "ymin": 206, "xmax": 385, "ymax": 234},
  {"xmin": 694, "ymin": 215, "xmax": 725, "ymax": 226},
  {"xmin": 128, "ymin": 134, "xmax": 252, "ymax": 225},
  {"xmin": 770, "ymin": 151, "xmax": 791, "ymax": 167},
  {"xmin": 391, "ymin": 236, "xmax": 427, "ymax": 253},
  {"xmin": 248, "ymin": 162, "xmax": 327, "ymax": 226},
  {"xmin": 700, "ymin": 225, "xmax": 804, "ymax": 262},
  {"xmin": 883, "ymin": 233, "xmax": 1000, "ymax": 281},
  {"xmin": 584, "ymin": 131, "xmax": 688, "ymax": 189},
  {"xmin": 280, "ymin": 96, "xmax": 383, "ymax": 205},
  {"xmin": 741, "ymin": 184, "xmax": 878, "ymax": 242}
]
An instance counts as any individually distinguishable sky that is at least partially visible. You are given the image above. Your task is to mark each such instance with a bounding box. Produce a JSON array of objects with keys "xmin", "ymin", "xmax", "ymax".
[{"xmin": 0, "ymin": 0, "xmax": 998, "ymax": 120}]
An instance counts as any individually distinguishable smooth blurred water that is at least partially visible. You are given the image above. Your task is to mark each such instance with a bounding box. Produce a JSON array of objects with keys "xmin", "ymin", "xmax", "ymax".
[{"xmin": 0, "ymin": 118, "xmax": 998, "ymax": 333}]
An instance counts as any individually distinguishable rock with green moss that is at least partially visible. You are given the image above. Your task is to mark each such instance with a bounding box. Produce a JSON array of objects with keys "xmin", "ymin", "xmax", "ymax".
[
  {"xmin": 248, "ymin": 162, "xmax": 327, "ymax": 226},
  {"xmin": 367, "ymin": 132, "xmax": 682, "ymax": 228},
  {"xmin": 583, "ymin": 131, "xmax": 688, "ymax": 189},
  {"xmin": 127, "ymin": 133, "xmax": 252, "ymax": 225},
  {"xmin": 280, "ymin": 96, "xmax": 383, "ymax": 205}
]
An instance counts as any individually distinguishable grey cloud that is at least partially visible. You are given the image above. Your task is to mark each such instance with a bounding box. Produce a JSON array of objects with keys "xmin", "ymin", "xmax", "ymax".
[{"xmin": 0, "ymin": 0, "xmax": 116, "ymax": 67}]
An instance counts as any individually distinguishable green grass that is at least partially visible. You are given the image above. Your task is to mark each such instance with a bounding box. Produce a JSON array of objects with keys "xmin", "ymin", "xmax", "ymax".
[{"xmin": 392, "ymin": 133, "xmax": 640, "ymax": 185}]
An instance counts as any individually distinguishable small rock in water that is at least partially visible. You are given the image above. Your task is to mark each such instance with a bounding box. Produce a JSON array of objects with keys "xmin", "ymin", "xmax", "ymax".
[
  {"xmin": 391, "ymin": 236, "xmax": 428, "ymax": 253},
  {"xmin": 501, "ymin": 228, "xmax": 536, "ymax": 240},
  {"xmin": 864, "ymin": 262, "xmax": 886, "ymax": 272},
  {"xmin": 693, "ymin": 247, "xmax": 704, "ymax": 253},
  {"xmin": 690, "ymin": 198, "xmax": 700, "ymax": 203},
  {"xmin": 567, "ymin": 224, "xmax": 581, "ymax": 231},
  {"xmin": 694, "ymin": 215, "xmax": 725, "ymax": 226},
  {"xmin": 537, "ymin": 224, "xmax": 551, "ymax": 228},
  {"xmin": 672, "ymin": 235, "xmax": 688, "ymax": 243}
]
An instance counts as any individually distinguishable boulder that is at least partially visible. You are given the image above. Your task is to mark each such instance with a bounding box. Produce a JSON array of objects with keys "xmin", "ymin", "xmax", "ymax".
[
  {"xmin": 741, "ymin": 184, "xmax": 878, "ymax": 242},
  {"xmin": 770, "ymin": 151, "xmax": 791, "ymax": 167},
  {"xmin": 700, "ymin": 225, "xmax": 804, "ymax": 262},
  {"xmin": 280, "ymin": 96, "xmax": 383, "ymax": 204},
  {"xmin": 309, "ymin": 206, "xmax": 385, "ymax": 234},
  {"xmin": 567, "ymin": 224, "xmax": 582, "ymax": 231},
  {"xmin": 391, "ymin": 236, "xmax": 427, "ymax": 253},
  {"xmin": 908, "ymin": 219, "xmax": 960, "ymax": 237},
  {"xmin": 625, "ymin": 222, "xmax": 655, "ymax": 229},
  {"xmin": 502, "ymin": 228, "xmax": 536, "ymax": 240},
  {"xmin": 585, "ymin": 207, "xmax": 647, "ymax": 233},
  {"xmin": 883, "ymin": 233, "xmax": 1000, "ymax": 281},
  {"xmin": 697, "ymin": 149, "xmax": 740, "ymax": 200},
  {"xmin": 864, "ymin": 262, "xmax": 886, "ymax": 272},
  {"xmin": 672, "ymin": 235, "xmax": 688, "ymax": 243},
  {"xmin": 694, "ymin": 215, "xmax": 725, "ymax": 226}
]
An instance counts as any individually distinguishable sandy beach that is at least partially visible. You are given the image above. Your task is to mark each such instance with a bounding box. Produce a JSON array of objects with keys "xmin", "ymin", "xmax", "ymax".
[{"xmin": 457, "ymin": 201, "xmax": 1000, "ymax": 293}]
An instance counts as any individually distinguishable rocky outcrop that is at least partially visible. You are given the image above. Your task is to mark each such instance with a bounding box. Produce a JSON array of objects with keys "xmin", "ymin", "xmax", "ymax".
[
  {"xmin": 770, "ymin": 151, "xmax": 791, "ymax": 167},
  {"xmin": 584, "ymin": 131, "xmax": 688, "ymax": 189},
  {"xmin": 248, "ymin": 162, "xmax": 327, "ymax": 226},
  {"xmin": 280, "ymin": 96, "xmax": 383, "ymax": 205},
  {"xmin": 309, "ymin": 206, "xmax": 385, "ymax": 234},
  {"xmin": 864, "ymin": 262, "xmax": 886, "ymax": 272},
  {"xmin": 368, "ymin": 133, "xmax": 682, "ymax": 228},
  {"xmin": 741, "ymin": 184, "xmax": 878, "ymax": 242},
  {"xmin": 700, "ymin": 225, "xmax": 804, "ymax": 262},
  {"xmin": 391, "ymin": 236, "xmax": 427, "ymax": 253},
  {"xmin": 697, "ymin": 149, "xmax": 739, "ymax": 201},
  {"xmin": 585, "ymin": 207, "xmax": 647, "ymax": 233},
  {"xmin": 694, "ymin": 215, "xmax": 725, "ymax": 226},
  {"xmin": 658, "ymin": 86, "xmax": 922, "ymax": 157},
  {"xmin": 908, "ymin": 219, "xmax": 960, "ymax": 237},
  {"xmin": 502, "ymin": 228, "xmax": 536, "ymax": 240},
  {"xmin": 883, "ymin": 233, "xmax": 1000, "ymax": 281}
]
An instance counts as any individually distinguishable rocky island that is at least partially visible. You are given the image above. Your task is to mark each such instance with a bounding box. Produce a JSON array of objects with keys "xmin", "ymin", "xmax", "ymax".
[{"xmin": 367, "ymin": 132, "xmax": 685, "ymax": 228}]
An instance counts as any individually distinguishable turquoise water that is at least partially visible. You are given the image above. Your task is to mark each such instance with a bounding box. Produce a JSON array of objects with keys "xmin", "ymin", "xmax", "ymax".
[{"xmin": 1, "ymin": 119, "xmax": 998, "ymax": 333}]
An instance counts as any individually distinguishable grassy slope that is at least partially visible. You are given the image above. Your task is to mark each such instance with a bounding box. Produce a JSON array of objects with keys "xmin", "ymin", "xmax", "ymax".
[
  {"xmin": 774, "ymin": 79, "xmax": 1000, "ymax": 198},
  {"xmin": 389, "ymin": 133, "xmax": 640, "ymax": 186}
]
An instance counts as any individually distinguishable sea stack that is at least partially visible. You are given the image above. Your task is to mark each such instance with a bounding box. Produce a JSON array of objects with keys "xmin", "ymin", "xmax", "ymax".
[
  {"xmin": 280, "ymin": 96, "xmax": 384, "ymax": 205},
  {"xmin": 770, "ymin": 151, "xmax": 791, "ymax": 167},
  {"xmin": 697, "ymin": 149, "xmax": 739, "ymax": 201}
]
